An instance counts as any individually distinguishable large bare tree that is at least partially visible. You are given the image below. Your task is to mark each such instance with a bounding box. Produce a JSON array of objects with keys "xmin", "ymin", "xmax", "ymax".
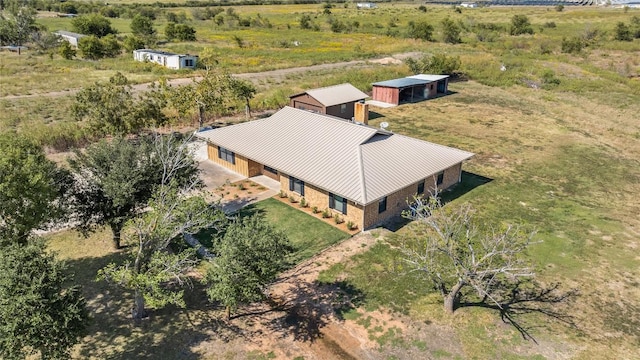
[{"xmin": 399, "ymin": 193, "xmax": 536, "ymax": 314}]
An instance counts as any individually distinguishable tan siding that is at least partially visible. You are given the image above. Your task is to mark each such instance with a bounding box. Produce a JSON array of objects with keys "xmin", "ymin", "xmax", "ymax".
[
  {"xmin": 279, "ymin": 172, "xmax": 365, "ymax": 229},
  {"xmin": 207, "ymin": 142, "xmax": 250, "ymax": 176},
  {"xmin": 362, "ymin": 163, "xmax": 462, "ymax": 229}
]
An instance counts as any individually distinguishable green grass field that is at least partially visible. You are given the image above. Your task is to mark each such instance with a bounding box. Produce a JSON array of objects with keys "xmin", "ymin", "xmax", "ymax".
[{"xmin": 10, "ymin": 3, "xmax": 640, "ymax": 359}]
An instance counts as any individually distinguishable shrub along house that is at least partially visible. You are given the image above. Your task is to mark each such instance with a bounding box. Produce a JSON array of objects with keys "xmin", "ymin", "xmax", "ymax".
[
  {"xmin": 289, "ymin": 83, "xmax": 369, "ymax": 120},
  {"xmin": 371, "ymin": 74, "xmax": 450, "ymax": 106},
  {"xmin": 196, "ymin": 107, "xmax": 473, "ymax": 231}
]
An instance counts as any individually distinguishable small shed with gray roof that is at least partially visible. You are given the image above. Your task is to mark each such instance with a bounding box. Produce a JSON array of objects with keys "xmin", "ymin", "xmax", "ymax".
[
  {"xmin": 196, "ymin": 106, "xmax": 473, "ymax": 230},
  {"xmin": 372, "ymin": 74, "xmax": 450, "ymax": 106},
  {"xmin": 289, "ymin": 83, "xmax": 369, "ymax": 120}
]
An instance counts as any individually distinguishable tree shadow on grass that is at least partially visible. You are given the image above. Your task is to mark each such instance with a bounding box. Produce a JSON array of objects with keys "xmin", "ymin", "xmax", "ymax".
[
  {"xmin": 66, "ymin": 253, "xmax": 246, "ymax": 359},
  {"xmin": 381, "ymin": 171, "xmax": 493, "ymax": 232},
  {"xmin": 459, "ymin": 280, "xmax": 579, "ymax": 343}
]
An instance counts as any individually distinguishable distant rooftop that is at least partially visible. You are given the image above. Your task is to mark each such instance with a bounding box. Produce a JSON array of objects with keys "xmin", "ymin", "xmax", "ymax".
[
  {"xmin": 54, "ymin": 30, "xmax": 86, "ymax": 39},
  {"xmin": 133, "ymin": 49, "xmax": 197, "ymax": 57},
  {"xmin": 291, "ymin": 83, "xmax": 369, "ymax": 107},
  {"xmin": 372, "ymin": 78, "xmax": 428, "ymax": 88},
  {"xmin": 407, "ymin": 74, "xmax": 449, "ymax": 82}
]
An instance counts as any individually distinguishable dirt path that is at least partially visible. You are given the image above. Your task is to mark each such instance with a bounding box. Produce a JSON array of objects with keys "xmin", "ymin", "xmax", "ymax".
[
  {"xmin": 193, "ymin": 230, "xmax": 389, "ymax": 359},
  {"xmin": 1, "ymin": 52, "xmax": 420, "ymax": 100}
]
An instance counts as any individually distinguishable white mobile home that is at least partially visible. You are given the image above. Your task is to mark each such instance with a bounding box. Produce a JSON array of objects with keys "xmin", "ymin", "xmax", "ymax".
[
  {"xmin": 55, "ymin": 30, "xmax": 86, "ymax": 48},
  {"xmin": 133, "ymin": 49, "xmax": 198, "ymax": 70},
  {"xmin": 356, "ymin": 2, "xmax": 378, "ymax": 9}
]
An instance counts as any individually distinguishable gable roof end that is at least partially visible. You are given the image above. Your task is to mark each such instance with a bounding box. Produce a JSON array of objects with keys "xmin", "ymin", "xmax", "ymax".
[{"xmin": 292, "ymin": 83, "xmax": 369, "ymax": 107}]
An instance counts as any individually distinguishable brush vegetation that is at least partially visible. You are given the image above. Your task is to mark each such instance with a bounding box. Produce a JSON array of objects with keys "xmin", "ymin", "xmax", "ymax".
[{"xmin": 2, "ymin": 3, "xmax": 639, "ymax": 359}]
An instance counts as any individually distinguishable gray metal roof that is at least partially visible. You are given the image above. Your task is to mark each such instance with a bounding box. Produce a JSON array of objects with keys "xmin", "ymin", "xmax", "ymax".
[
  {"xmin": 54, "ymin": 30, "xmax": 86, "ymax": 39},
  {"xmin": 407, "ymin": 74, "xmax": 450, "ymax": 82},
  {"xmin": 196, "ymin": 107, "xmax": 473, "ymax": 205},
  {"xmin": 297, "ymin": 83, "xmax": 369, "ymax": 107},
  {"xmin": 372, "ymin": 78, "xmax": 428, "ymax": 88},
  {"xmin": 133, "ymin": 49, "xmax": 197, "ymax": 57}
]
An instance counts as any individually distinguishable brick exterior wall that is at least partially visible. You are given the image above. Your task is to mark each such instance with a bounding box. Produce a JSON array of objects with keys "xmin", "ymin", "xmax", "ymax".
[
  {"xmin": 207, "ymin": 140, "xmax": 464, "ymax": 231},
  {"xmin": 279, "ymin": 172, "xmax": 365, "ymax": 229},
  {"xmin": 361, "ymin": 162, "xmax": 462, "ymax": 229}
]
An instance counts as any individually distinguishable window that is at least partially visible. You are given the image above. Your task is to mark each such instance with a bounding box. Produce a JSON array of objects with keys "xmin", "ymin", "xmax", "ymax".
[
  {"xmin": 184, "ymin": 59, "xmax": 194, "ymax": 67},
  {"xmin": 378, "ymin": 197, "xmax": 387, "ymax": 214},
  {"xmin": 340, "ymin": 104, "xmax": 347, "ymax": 114},
  {"xmin": 289, "ymin": 176, "xmax": 304, "ymax": 196},
  {"xmin": 417, "ymin": 181, "xmax": 425, "ymax": 195},
  {"xmin": 329, "ymin": 193, "xmax": 347, "ymax": 215},
  {"xmin": 437, "ymin": 171, "xmax": 444, "ymax": 186},
  {"xmin": 218, "ymin": 146, "xmax": 235, "ymax": 165},
  {"xmin": 264, "ymin": 165, "xmax": 277, "ymax": 175}
]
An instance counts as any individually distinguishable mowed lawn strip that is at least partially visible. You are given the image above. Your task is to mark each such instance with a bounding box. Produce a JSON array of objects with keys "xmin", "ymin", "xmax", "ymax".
[
  {"xmin": 195, "ymin": 197, "xmax": 349, "ymax": 262},
  {"xmin": 238, "ymin": 198, "xmax": 350, "ymax": 262}
]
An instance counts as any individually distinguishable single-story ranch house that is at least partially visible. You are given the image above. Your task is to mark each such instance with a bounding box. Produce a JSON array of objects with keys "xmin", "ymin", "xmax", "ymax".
[
  {"xmin": 196, "ymin": 107, "xmax": 473, "ymax": 230},
  {"xmin": 289, "ymin": 83, "xmax": 369, "ymax": 120},
  {"xmin": 371, "ymin": 74, "xmax": 449, "ymax": 106},
  {"xmin": 133, "ymin": 49, "xmax": 198, "ymax": 69}
]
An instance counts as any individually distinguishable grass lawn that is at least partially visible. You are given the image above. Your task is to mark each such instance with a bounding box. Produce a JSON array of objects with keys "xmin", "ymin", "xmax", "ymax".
[
  {"xmin": 318, "ymin": 78, "xmax": 640, "ymax": 359},
  {"xmin": 197, "ymin": 197, "xmax": 350, "ymax": 262}
]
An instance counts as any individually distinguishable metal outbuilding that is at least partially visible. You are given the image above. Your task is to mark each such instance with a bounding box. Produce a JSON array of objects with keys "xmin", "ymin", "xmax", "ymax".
[{"xmin": 371, "ymin": 75, "xmax": 450, "ymax": 106}]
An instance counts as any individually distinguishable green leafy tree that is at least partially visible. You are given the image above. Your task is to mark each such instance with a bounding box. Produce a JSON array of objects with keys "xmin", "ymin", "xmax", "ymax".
[
  {"xmin": 407, "ymin": 20, "xmax": 434, "ymax": 41},
  {"xmin": 59, "ymin": 39, "xmax": 76, "ymax": 59},
  {"xmin": 0, "ymin": 7, "xmax": 36, "ymax": 46},
  {"xmin": 165, "ymin": 22, "xmax": 196, "ymax": 42},
  {"xmin": 0, "ymin": 134, "xmax": 70, "ymax": 245},
  {"xmin": 174, "ymin": 23, "xmax": 196, "ymax": 41},
  {"xmin": 441, "ymin": 17, "xmax": 461, "ymax": 44},
  {"xmin": 97, "ymin": 137, "xmax": 225, "ymax": 319},
  {"xmin": 0, "ymin": 240, "xmax": 88, "ymax": 359},
  {"xmin": 72, "ymin": 73, "xmax": 166, "ymax": 134},
  {"xmin": 614, "ymin": 21, "xmax": 632, "ymax": 41},
  {"xmin": 130, "ymin": 14, "xmax": 155, "ymax": 37},
  {"xmin": 229, "ymin": 76, "xmax": 257, "ymax": 118},
  {"xmin": 100, "ymin": 33, "xmax": 121, "ymax": 57},
  {"xmin": 77, "ymin": 35, "xmax": 104, "ymax": 60},
  {"xmin": 72, "ymin": 14, "xmax": 117, "ymax": 37},
  {"xmin": 169, "ymin": 71, "xmax": 236, "ymax": 128},
  {"xmin": 123, "ymin": 34, "xmax": 145, "ymax": 52},
  {"xmin": 69, "ymin": 134, "xmax": 198, "ymax": 249},
  {"xmin": 204, "ymin": 215, "xmax": 294, "ymax": 320},
  {"xmin": 510, "ymin": 14, "xmax": 534, "ymax": 36},
  {"xmin": 164, "ymin": 22, "xmax": 176, "ymax": 40},
  {"xmin": 405, "ymin": 53, "xmax": 461, "ymax": 76},
  {"xmin": 130, "ymin": 14, "xmax": 156, "ymax": 46}
]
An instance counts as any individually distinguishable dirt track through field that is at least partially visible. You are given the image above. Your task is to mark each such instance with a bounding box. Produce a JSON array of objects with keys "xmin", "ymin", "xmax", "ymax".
[
  {"xmin": 1, "ymin": 52, "xmax": 420, "ymax": 100},
  {"xmin": 195, "ymin": 230, "xmax": 387, "ymax": 359}
]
